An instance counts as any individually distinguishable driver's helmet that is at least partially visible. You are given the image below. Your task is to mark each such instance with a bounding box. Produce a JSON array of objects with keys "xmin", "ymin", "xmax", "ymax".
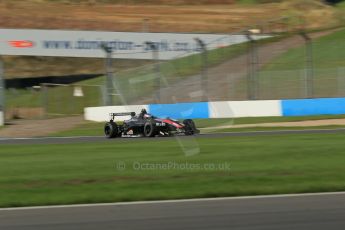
[
  {"xmin": 143, "ymin": 113, "xmax": 151, "ymax": 118},
  {"xmin": 140, "ymin": 109, "xmax": 152, "ymax": 119},
  {"xmin": 139, "ymin": 109, "xmax": 148, "ymax": 118}
]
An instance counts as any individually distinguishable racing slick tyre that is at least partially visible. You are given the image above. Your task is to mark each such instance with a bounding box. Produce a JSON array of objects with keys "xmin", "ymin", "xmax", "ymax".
[
  {"xmin": 183, "ymin": 119, "xmax": 197, "ymax": 135},
  {"xmin": 143, "ymin": 120, "xmax": 157, "ymax": 137},
  {"xmin": 104, "ymin": 121, "xmax": 119, "ymax": 138}
]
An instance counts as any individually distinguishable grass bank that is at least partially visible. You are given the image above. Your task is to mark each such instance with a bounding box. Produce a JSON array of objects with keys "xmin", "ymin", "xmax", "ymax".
[
  {"xmin": 257, "ymin": 27, "xmax": 345, "ymax": 99},
  {"xmin": 264, "ymin": 28, "xmax": 345, "ymax": 70}
]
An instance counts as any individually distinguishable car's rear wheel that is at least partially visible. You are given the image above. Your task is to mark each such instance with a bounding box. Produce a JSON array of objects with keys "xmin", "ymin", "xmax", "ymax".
[
  {"xmin": 183, "ymin": 119, "xmax": 197, "ymax": 135},
  {"xmin": 104, "ymin": 122, "xmax": 119, "ymax": 138},
  {"xmin": 143, "ymin": 121, "xmax": 156, "ymax": 137}
]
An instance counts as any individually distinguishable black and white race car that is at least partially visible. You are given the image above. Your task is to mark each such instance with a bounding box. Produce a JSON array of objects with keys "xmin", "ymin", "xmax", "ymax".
[{"xmin": 104, "ymin": 109, "xmax": 199, "ymax": 138}]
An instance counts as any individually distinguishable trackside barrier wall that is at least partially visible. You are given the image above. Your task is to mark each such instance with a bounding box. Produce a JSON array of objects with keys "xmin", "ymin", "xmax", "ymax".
[
  {"xmin": 281, "ymin": 98, "xmax": 345, "ymax": 116},
  {"xmin": 84, "ymin": 98, "xmax": 345, "ymax": 122},
  {"xmin": 84, "ymin": 105, "xmax": 149, "ymax": 122},
  {"xmin": 208, "ymin": 100, "xmax": 282, "ymax": 118},
  {"xmin": 0, "ymin": 111, "xmax": 3, "ymax": 126},
  {"xmin": 149, "ymin": 102, "xmax": 209, "ymax": 119}
]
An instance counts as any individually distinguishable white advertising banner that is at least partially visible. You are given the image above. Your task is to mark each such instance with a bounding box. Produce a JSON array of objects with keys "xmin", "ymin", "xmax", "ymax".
[
  {"xmin": 0, "ymin": 111, "xmax": 3, "ymax": 126},
  {"xmin": 0, "ymin": 29, "xmax": 270, "ymax": 60}
]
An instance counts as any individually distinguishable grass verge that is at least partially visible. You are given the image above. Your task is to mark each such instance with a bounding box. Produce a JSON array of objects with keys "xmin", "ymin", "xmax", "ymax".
[{"xmin": 1, "ymin": 132, "xmax": 345, "ymax": 207}]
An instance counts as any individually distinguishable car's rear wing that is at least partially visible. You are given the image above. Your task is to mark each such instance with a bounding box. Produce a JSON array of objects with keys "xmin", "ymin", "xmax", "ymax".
[{"xmin": 109, "ymin": 112, "xmax": 135, "ymax": 120}]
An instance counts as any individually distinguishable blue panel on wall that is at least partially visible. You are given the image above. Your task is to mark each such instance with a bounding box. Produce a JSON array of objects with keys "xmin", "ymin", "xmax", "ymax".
[
  {"xmin": 149, "ymin": 102, "xmax": 209, "ymax": 119},
  {"xmin": 282, "ymin": 98, "xmax": 345, "ymax": 116}
]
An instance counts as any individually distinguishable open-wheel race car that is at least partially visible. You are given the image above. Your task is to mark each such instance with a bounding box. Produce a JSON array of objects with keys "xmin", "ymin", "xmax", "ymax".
[{"xmin": 104, "ymin": 109, "xmax": 200, "ymax": 138}]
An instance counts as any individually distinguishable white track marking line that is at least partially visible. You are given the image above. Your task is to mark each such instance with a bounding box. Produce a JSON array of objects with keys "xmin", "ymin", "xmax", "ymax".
[{"xmin": 1, "ymin": 191, "xmax": 345, "ymax": 211}]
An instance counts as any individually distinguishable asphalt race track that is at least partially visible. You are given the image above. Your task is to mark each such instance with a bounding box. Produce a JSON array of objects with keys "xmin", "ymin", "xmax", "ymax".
[
  {"xmin": 1, "ymin": 128, "xmax": 345, "ymax": 145},
  {"xmin": 1, "ymin": 192, "xmax": 345, "ymax": 230}
]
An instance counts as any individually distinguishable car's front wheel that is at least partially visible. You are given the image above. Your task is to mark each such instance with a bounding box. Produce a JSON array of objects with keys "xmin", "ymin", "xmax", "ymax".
[{"xmin": 104, "ymin": 121, "xmax": 119, "ymax": 138}]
